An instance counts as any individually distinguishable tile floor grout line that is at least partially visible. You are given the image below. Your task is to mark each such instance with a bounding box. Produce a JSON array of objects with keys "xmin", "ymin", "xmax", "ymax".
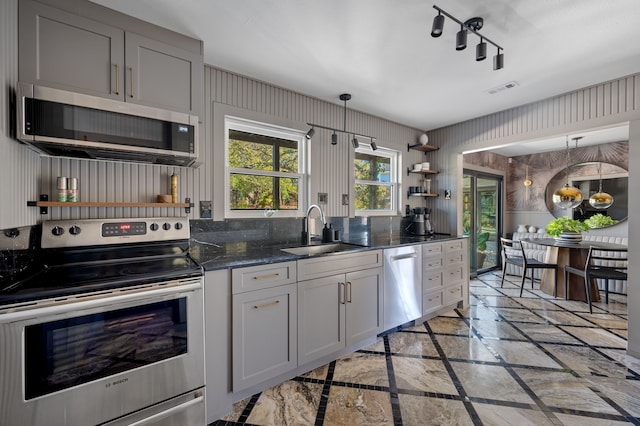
[
  {"xmin": 474, "ymin": 272, "xmax": 639, "ymax": 421},
  {"xmin": 423, "ymin": 321, "xmax": 484, "ymax": 426},
  {"xmin": 489, "ymin": 273, "xmax": 640, "ymax": 379},
  {"xmin": 313, "ymin": 360, "xmax": 336, "ymax": 426},
  {"xmin": 383, "ymin": 334, "xmax": 404, "ymax": 426}
]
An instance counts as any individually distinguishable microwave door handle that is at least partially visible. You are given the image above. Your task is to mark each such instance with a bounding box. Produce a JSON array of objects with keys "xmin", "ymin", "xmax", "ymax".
[{"xmin": 127, "ymin": 393, "xmax": 204, "ymax": 426}]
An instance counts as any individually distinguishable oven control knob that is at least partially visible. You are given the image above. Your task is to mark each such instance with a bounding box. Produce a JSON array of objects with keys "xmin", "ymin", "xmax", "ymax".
[
  {"xmin": 163, "ymin": 222, "xmax": 171, "ymax": 231},
  {"xmin": 175, "ymin": 222, "xmax": 183, "ymax": 230},
  {"xmin": 52, "ymin": 226, "xmax": 65, "ymax": 236},
  {"xmin": 150, "ymin": 223, "xmax": 159, "ymax": 231},
  {"xmin": 69, "ymin": 225, "xmax": 81, "ymax": 235}
]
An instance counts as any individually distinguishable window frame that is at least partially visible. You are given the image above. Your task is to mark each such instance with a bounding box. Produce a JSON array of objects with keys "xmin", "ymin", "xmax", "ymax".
[
  {"xmin": 354, "ymin": 143, "xmax": 401, "ymax": 216},
  {"xmin": 224, "ymin": 116, "xmax": 307, "ymax": 219}
]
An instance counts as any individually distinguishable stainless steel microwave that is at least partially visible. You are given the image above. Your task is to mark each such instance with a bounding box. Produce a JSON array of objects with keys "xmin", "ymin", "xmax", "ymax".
[{"xmin": 17, "ymin": 83, "xmax": 199, "ymax": 166}]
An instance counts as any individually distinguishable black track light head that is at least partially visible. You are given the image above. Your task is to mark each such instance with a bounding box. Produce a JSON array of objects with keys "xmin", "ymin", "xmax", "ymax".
[
  {"xmin": 331, "ymin": 132, "xmax": 338, "ymax": 145},
  {"xmin": 305, "ymin": 127, "xmax": 315, "ymax": 140},
  {"xmin": 476, "ymin": 39, "xmax": 487, "ymax": 61},
  {"xmin": 351, "ymin": 137, "xmax": 359, "ymax": 149},
  {"xmin": 494, "ymin": 49, "xmax": 504, "ymax": 70},
  {"xmin": 456, "ymin": 25, "xmax": 467, "ymax": 50},
  {"xmin": 431, "ymin": 13, "xmax": 444, "ymax": 37},
  {"xmin": 371, "ymin": 140, "xmax": 377, "ymax": 151}
]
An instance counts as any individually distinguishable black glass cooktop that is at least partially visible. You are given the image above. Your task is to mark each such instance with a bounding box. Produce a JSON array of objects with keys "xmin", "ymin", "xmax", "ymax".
[{"xmin": 0, "ymin": 243, "xmax": 203, "ymax": 306}]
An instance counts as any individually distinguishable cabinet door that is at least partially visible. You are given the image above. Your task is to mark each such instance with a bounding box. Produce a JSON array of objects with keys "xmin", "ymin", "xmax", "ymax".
[
  {"xmin": 346, "ymin": 267, "xmax": 383, "ymax": 345},
  {"xmin": 19, "ymin": 0, "xmax": 124, "ymax": 99},
  {"xmin": 232, "ymin": 284, "xmax": 297, "ymax": 391},
  {"xmin": 125, "ymin": 32, "xmax": 202, "ymax": 115},
  {"xmin": 298, "ymin": 274, "xmax": 345, "ymax": 365}
]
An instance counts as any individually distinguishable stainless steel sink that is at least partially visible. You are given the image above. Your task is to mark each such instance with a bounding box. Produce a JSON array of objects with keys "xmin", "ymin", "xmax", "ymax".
[{"xmin": 280, "ymin": 243, "xmax": 364, "ymax": 256}]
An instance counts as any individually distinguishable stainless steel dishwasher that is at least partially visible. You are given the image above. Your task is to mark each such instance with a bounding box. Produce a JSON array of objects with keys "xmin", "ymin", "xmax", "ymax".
[{"xmin": 383, "ymin": 244, "xmax": 422, "ymax": 330}]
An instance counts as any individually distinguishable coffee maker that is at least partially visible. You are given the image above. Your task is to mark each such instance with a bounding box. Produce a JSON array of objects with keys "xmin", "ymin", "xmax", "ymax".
[{"xmin": 408, "ymin": 207, "xmax": 426, "ymax": 235}]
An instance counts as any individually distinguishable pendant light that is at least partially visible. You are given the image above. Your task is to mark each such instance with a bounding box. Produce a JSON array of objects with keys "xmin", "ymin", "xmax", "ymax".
[
  {"xmin": 588, "ymin": 151, "xmax": 614, "ymax": 209},
  {"xmin": 552, "ymin": 137, "xmax": 583, "ymax": 209}
]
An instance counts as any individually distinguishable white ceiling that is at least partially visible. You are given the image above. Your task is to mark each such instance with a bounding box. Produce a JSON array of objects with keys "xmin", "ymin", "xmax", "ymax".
[{"xmin": 91, "ymin": 0, "xmax": 639, "ymax": 153}]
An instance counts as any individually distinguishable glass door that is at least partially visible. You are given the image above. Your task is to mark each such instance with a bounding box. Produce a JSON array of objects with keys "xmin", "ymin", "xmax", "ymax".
[{"xmin": 463, "ymin": 170, "xmax": 502, "ymax": 276}]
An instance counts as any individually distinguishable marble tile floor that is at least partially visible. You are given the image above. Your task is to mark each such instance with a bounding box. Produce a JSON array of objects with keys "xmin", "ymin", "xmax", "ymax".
[{"xmin": 212, "ymin": 272, "xmax": 639, "ymax": 425}]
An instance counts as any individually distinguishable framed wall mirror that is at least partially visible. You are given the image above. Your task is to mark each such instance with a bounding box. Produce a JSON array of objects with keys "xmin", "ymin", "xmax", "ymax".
[{"xmin": 545, "ymin": 162, "xmax": 628, "ymax": 226}]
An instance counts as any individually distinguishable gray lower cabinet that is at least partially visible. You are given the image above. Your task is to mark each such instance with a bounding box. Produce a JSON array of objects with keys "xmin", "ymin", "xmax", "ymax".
[
  {"xmin": 19, "ymin": 0, "xmax": 203, "ymax": 116},
  {"xmin": 422, "ymin": 238, "xmax": 469, "ymax": 315},
  {"xmin": 297, "ymin": 252, "xmax": 383, "ymax": 365},
  {"xmin": 231, "ymin": 262, "xmax": 297, "ymax": 392}
]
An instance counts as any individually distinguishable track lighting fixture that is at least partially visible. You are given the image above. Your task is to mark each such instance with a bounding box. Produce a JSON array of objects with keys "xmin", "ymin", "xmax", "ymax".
[
  {"xmin": 476, "ymin": 38, "xmax": 487, "ymax": 61},
  {"xmin": 306, "ymin": 93, "xmax": 377, "ymax": 150},
  {"xmin": 305, "ymin": 127, "xmax": 315, "ymax": 140},
  {"xmin": 455, "ymin": 25, "xmax": 467, "ymax": 50},
  {"xmin": 431, "ymin": 5, "xmax": 504, "ymax": 70},
  {"xmin": 494, "ymin": 48, "xmax": 504, "ymax": 70},
  {"xmin": 431, "ymin": 12, "xmax": 444, "ymax": 37}
]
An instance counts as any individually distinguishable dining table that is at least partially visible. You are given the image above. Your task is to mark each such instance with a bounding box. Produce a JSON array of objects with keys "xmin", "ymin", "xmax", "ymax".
[{"xmin": 520, "ymin": 238, "xmax": 627, "ymax": 302}]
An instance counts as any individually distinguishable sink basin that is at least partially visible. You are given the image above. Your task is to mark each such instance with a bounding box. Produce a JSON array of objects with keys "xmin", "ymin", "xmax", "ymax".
[{"xmin": 281, "ymin": 243, "xmax": 364, "ymax": 256}]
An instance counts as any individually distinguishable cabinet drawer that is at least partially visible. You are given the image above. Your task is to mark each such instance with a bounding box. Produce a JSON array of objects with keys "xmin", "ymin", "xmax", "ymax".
[
  {"xmin": 422, "ymin": 243, "xmax": 443, "ymax": 257},
  {"xmin": 445, "ymin": 240, "xmax": 464, "ymax": 253},
  {"xmin": 423, "ymin": 256, "xmax": 444, "ymax": 269},
  {"xmin": 444, "ymin": 265, "xmax": 464, "ymax": 285},
  {"xmin": 423, "ymin": 270, "xmax": 443, "ymax": 291},
  {"xmin": 232, "ymin": 261, "xmax": 297, "ymax": 294},
  {"xmin": 423, "ymin": 290, "xmax": 443, "ymax": 315},
  {"xmin": 297, "ymin": 250, "xmax": 382, "ymax": 281},
  {"xmin": 444, "ymin": 284, "xmax": 463, "ymax": 305},
  {"xmin": 445, "ymin": 251, "xmax": 464, "ymax": 266}
]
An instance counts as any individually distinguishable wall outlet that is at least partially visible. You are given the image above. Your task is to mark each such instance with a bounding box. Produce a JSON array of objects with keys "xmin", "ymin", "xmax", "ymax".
[
  {"xmin": 318, "ymin": 192, "xmax": 328, "ymax": 204},
  {"xmin": 200, "ymin": 201, "xmax": 212, "ymax": 218},
  {"xmin": 342, "ymin": 194, "xmax": 349, "ymax": 205}
]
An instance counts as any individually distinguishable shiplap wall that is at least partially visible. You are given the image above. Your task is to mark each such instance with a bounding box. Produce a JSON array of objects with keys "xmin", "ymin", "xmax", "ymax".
[
  {"xmin": 426, "ymin": 74, "xmax": 640, "ymax": 235},
  {"xmin": 0, "ymin": 0, "xmax": 40, "ymax": 229}
]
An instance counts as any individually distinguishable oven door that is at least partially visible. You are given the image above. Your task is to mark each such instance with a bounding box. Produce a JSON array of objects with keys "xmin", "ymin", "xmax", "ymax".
[{"xmin": 0, "ymin": 278, "xmax": 204, "ymax": 426}]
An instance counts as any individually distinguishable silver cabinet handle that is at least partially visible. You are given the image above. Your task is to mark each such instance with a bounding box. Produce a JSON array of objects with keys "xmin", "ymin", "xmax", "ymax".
[
  {"xmin": 114, "ymin": 63, "xmax": 120, "ymax": 95},
  {"xmin": 254, "ymin": 300, "xmax": 280, "ymax": 309},
  {"xmin": 129, "ymin": 67, "xmax": 134, "ymax": 98},
  {"xmin": 252, "ymin": 273, "xmax": 280, "ymax": 280},
  {"xmin": 339, "ymin": 282, "xmax": 346, "ymax": 304},
  {"xmin": 346, "ymin": 281, "xmax": 352, "ymax": 303}
]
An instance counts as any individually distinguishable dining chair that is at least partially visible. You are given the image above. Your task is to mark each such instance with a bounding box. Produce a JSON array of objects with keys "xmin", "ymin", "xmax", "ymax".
[
  {"xmin": 500, "ymin": 237, "xmax": 558, "ymax": 297},
  {"xmin": 563, "ymin": 246, "xmax": 627, "ymax": 313}
]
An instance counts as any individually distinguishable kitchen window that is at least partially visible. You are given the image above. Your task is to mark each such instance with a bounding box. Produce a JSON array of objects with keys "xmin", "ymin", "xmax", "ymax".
[
  {"xmin": 354, "ymin": 144, "xmax": 400, "ymax": 215},
  {"xmin": 225, "ymin": 117, "xmax": 307, "ymax": 218}
]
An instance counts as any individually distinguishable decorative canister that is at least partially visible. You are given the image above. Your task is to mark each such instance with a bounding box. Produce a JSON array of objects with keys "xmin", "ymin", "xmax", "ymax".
[
  {"xmin": 56, "ymin": 177, "xmax": 67, "ymax": 202},
  {"xmin": 528, "ymin": 226, "xmax": 537, "ymax": 233},
  {"xmin": 67, "ymin": 178, "xmax": 78, "ymax": 202},
  {"xmin": 517, "ymin": 224, "xmax": 527, "ymax": 233}
]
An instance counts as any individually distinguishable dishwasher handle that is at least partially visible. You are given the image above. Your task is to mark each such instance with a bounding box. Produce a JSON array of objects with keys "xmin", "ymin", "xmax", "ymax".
[{"xmin": 389, "ymin": 252, "xmax": 418, "ymax": 261}]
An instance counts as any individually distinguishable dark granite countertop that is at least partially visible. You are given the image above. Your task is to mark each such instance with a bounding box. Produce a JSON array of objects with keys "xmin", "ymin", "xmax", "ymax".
[{"xmin": 190, "ymin": 233, "xmax": 464, "ymax": 271}]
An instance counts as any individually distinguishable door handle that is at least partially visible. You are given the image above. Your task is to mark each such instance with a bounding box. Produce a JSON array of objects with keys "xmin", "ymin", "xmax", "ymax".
[
  {"xmin": 390, "ymin": 253, "xmax": 417, "ymax": 261},
  {"xmin": 129, "ymin": 67, "xmax": 134, "ymax": 98},
  {"xmin": 114, "ymin": 63, "xmax": 120, "ymax": 95},
  {"xmin": 346, "ymin": 281, "xmax": 352, "ymax": 303},
  {"xmin": 339, "ymin": 282, "xmax": 345, "ymax": 304}
]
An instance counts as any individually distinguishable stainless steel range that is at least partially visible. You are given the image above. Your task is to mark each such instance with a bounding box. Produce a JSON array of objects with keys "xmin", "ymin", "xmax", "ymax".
[{"xmin": 0, "ymin": 217, "xmax": 205, "ymax": 426}]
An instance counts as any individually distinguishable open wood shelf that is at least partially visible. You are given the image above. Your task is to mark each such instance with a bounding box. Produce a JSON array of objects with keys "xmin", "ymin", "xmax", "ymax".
[
  {"xmin": 407, "ymin": 143, "xmax": 439, "ymax": 152},
  {"xmin": 407, "ymin": 168, "xmax": 439, "ymax": 176},
  {"xmin": 28, "ymin": 196, "xmax": 193, "ymax": 214}
]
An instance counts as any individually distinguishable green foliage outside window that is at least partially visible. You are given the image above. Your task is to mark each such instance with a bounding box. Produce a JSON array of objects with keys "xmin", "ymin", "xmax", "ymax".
[
  {"xmin": 354, "ymin": 150, "xmax": 393, "ymax": 211},
  {"xmin": 228, "ymin": 129, "xmax": 299, "ymax": 210}
]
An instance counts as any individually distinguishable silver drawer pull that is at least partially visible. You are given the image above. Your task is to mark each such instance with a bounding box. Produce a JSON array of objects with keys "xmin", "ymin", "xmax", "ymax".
[
  {"xmin": 254, "ymin": 300, "xmax": 280, "ymax": 309},
  {"xmin": 253, "ymin": 273, "xmax": 280, "ymax": 280}
]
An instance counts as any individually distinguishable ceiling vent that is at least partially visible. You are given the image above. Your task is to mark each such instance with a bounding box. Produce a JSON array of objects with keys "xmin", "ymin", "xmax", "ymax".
[{"xmin": 486, "ymin": 81, "xmax": 519, "ymax": 95}]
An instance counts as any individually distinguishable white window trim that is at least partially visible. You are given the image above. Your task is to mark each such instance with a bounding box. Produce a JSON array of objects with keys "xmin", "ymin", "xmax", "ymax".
[
  {"xmin": 354, "ymin": 143, "xmax": 401, "ymax": 217},
  {"xmin": 224, "ymin": 116, "xmax": 307, "ymax": 219}
]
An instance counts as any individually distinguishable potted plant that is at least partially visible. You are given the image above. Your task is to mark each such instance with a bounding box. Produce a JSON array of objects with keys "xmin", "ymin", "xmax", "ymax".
[
  {"xmin": 476, "ymin": 231, "xmax": 490, "ymax": 267},
  {"xmin": 584, "ymin": 213, "xmax": 618, "ymax": 229},
  {"xmin": 546, "ymin": 217, "xmax": 589, "ymax": 243}
]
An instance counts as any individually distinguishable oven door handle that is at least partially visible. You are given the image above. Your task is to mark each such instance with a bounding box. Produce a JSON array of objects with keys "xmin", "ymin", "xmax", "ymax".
[
  {"xmin": 1, "ymin": 279, "xmax": 202, "ymax": 322},
  {"xmin": 127, "ymin": 393, "xmax": 204, "ymax": 426}
]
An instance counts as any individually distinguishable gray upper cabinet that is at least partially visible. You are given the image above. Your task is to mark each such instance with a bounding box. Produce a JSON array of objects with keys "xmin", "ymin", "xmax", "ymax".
[{"xmin": 19, "ymin": 0, "xmax": 203, "ymax": 117}]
